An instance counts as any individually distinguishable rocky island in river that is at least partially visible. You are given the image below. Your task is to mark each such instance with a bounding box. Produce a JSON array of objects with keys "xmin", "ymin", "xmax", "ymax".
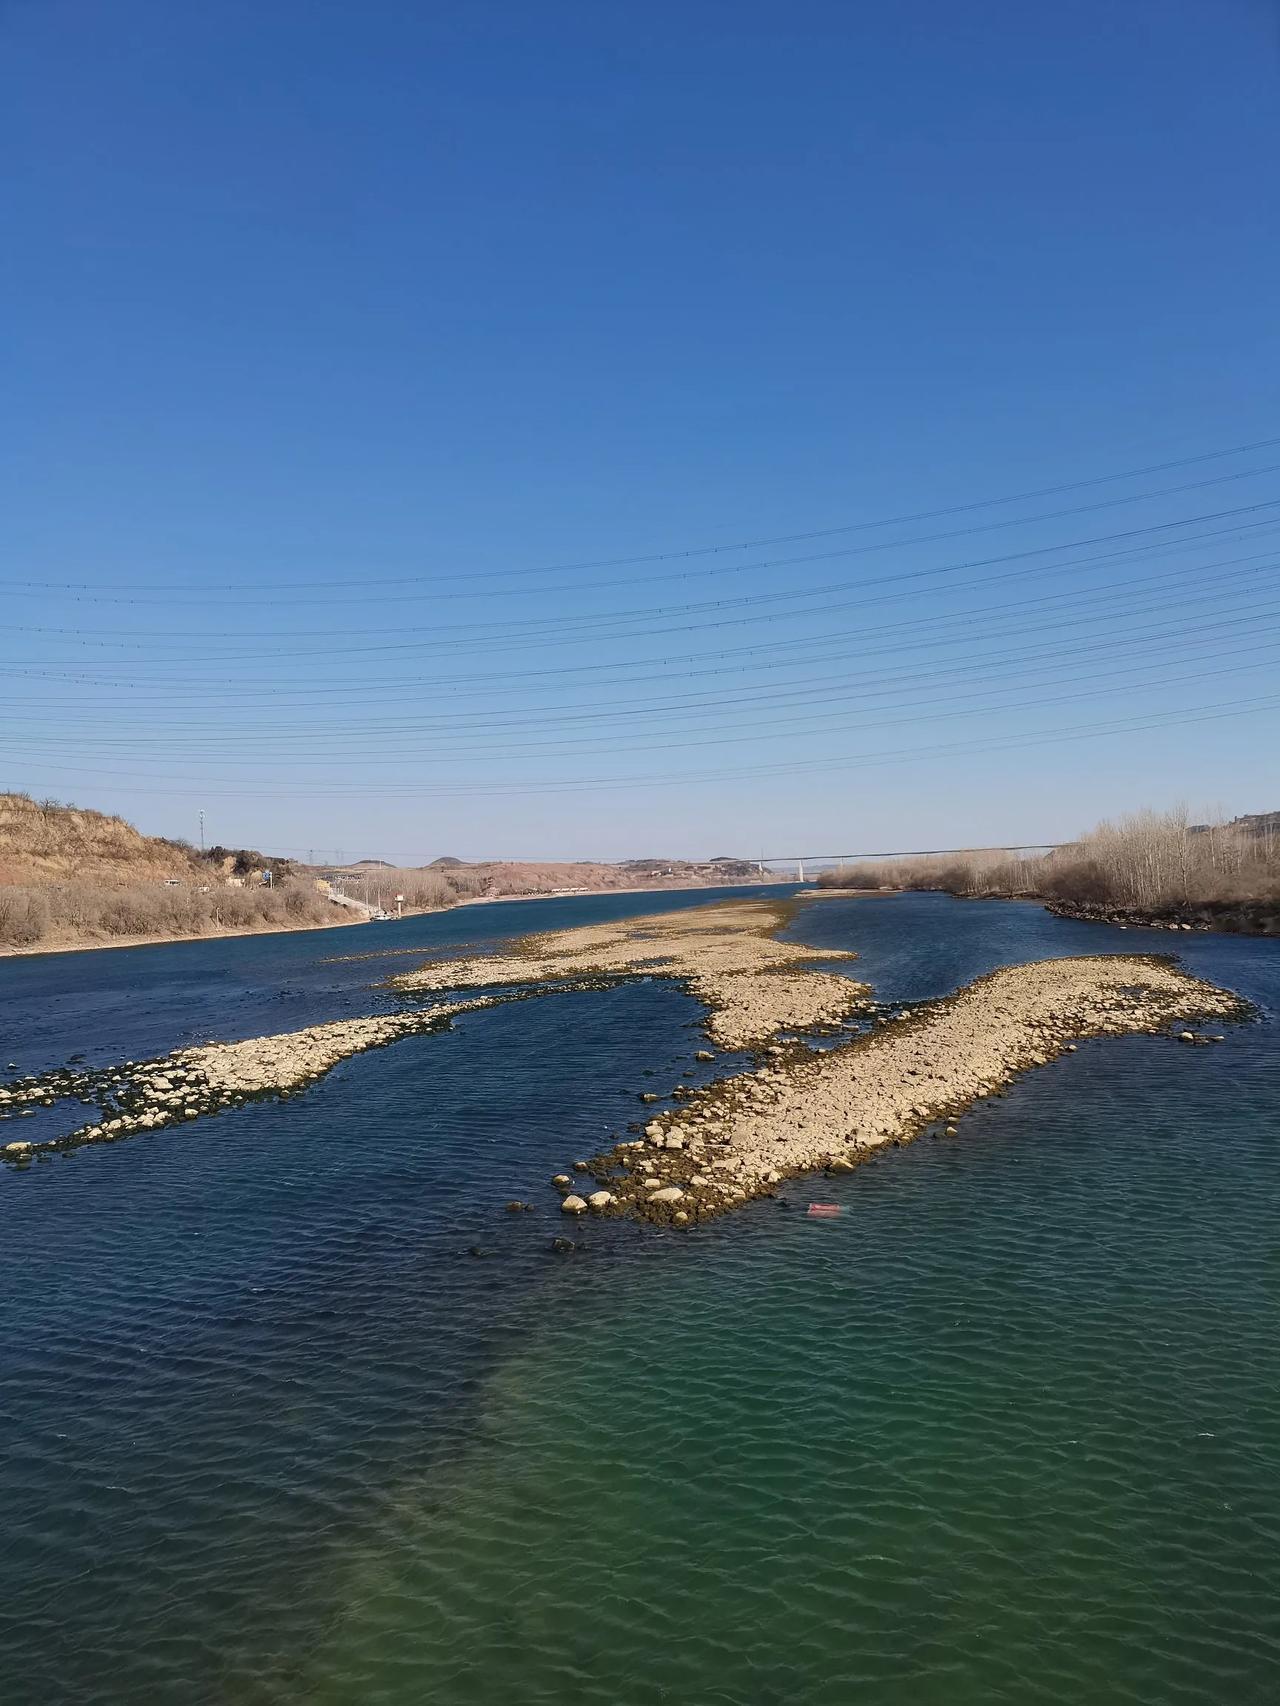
[{"xmin": 1, "ymin": 899, "xmax": 1250, "ymax": 1229}]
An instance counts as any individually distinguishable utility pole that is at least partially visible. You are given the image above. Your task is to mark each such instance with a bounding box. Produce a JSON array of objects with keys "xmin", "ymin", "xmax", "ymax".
[{"xmin": 199, "ymin": 809, "xmax": 205, "ymax": 852}]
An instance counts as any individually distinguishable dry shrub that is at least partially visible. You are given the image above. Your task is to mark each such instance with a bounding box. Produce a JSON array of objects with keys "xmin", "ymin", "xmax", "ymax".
[
  {"xmin": 819, "ymin": 809, "xmax": 1280, "ymax": 911},
  {"xmin": 0, "ymin": 888, "xmax": 50, "ymax": 946},
  {"xmin": 0, "ymin": 876, "xmax": 336, "ymax": 948}
]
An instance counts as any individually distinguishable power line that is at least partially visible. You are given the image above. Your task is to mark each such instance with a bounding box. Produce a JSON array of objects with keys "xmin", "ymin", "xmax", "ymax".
[
  {"xmin": 13, "ymin": 495, "xmax": 1280, "ymax": 649},
  {"xmin": 11, "ymin": 580, "xmax": 1279, "ymax": 745},
  {"xmin": 8, "ymin": 516, "xmax": 1278, "ymax": 694},
  {"xmin": 12, "ymin": 586, "xmax": 1280, "ymax": 756},
  {"xmin": 5, "ymin": 429, "xmax": 1278, "ymax": 594},
  {"xmin": 10, "ymin": 646, "xmax": 1275, "ymax": 766},
  {"xmin": 11, "ymin": 693, "xmax": 1278, "ymax": 798},
  {"xmin": 13, "ymin": 552, "xmax": 1274, "ymax": 736}
]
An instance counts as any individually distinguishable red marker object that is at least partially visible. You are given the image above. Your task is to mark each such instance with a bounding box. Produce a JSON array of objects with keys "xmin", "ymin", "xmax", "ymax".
[{"xmin": 806, "ymin": 1203, "xmax": 841, "ymax": 1217}]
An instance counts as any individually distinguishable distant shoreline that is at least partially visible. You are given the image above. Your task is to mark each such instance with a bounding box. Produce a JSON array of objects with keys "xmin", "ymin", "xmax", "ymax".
[
  {"xmin": 458, "ymin": 878, "xmax": 773, "ymax": 908},
  {"xmin": 0, "ymin": 878, "xmax": 776, "ymax": 961},
  {"xmin": 815, "ymin": 884, "xmax": 1280, "ymax": 938},
  {"xmin": 0, "ymin": 910, "xmax": 367, "ymax": 961}
]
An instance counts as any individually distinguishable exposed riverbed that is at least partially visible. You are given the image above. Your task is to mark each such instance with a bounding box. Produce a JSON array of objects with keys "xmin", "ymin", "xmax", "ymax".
[{"xmin": 4, "ymin": 899, "xmax": 1244, "ymax": 1224}]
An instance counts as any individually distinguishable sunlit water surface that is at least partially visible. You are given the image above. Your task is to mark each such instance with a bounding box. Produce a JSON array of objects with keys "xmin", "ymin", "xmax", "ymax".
[{"xmin": 2, "ymin": 889, "xmax": 1278, "ymax": 1705}]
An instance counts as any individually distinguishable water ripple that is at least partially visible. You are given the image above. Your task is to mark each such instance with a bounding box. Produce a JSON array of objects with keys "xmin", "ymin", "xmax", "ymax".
[{"xmin": 0, "ymin": 893, "xmax": 1277, "ymax": 1705}]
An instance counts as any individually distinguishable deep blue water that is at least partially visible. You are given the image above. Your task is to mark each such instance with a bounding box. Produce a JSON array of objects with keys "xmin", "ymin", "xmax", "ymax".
[{"xmin": 1, "ymin": 889, "xmax": 1277, "ymax": 1705}]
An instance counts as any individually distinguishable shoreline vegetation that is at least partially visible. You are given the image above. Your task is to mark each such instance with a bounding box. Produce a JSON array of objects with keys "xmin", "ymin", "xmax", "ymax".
[
  {"xmin": 4, "ymin": 899, "xmax": 1250, "ymax": 1235},
  {"xmin": 4, "ymin": 795, "xmax": 1277, "ymax": 958},
  {"xmin": 0, "ymin": 791, "xmax": 767, "ymax": 957},
  {"xmin": 816, "ymin": 808, "xmax": 1280, "ymax": 936},
  {"xmin": 0, "ymin": 792, "xmax": 342, "ymax": 954}
]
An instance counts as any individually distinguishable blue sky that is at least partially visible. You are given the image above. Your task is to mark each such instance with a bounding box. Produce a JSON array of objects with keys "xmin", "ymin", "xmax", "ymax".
[{"xmin": 3, "ymin": 0, "xmax": 1278, "ymax": 861}]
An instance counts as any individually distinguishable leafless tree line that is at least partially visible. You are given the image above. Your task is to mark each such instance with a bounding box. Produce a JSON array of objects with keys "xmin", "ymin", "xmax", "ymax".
[
  {"xmin": 329, "ymin": 860, "xmax": 696, "ymax": 911},
  {"xmin": 817, "ymin": 808, "xmax": 1280, "ymax": 912},
  {"xmin": 0, "ymin": 877, "xmax": 336, "ymax": 949},
  {"xmin": 332, "ymin": 866, "xmax": 493, "ymax": 912}
]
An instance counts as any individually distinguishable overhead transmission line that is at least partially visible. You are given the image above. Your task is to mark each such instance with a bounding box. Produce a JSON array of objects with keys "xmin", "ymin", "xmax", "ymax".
[
  {"xmin": 14, "ymin": 586, "xmax": 1279, "ymax": 754},
  {"xmin": 5, "ymin": 429, "xmax": 1279, "ymax": 595},
  {"xmin": 14, "ymin": 646, "xmax": 1277, "ymax": 767},
  {"xmin": 8, "ymin": 513, "xmax": 1279, "ymax": 693},
  {"xmin": 13, "ymin": 694, "xmax": 1280, "ymax": 799},
  {"xmin": 12, "ymin": 498, "xmax": 1280, "ymax": 657}
]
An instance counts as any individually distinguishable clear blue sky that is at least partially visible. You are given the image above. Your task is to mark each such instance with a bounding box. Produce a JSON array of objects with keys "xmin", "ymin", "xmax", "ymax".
[{"xmin": 3, "ymin": 0, "xmax": 1278, "ymax": 862}]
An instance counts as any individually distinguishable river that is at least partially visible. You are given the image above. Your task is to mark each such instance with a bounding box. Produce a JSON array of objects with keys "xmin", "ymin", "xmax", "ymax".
[{"xmin": 2, "ymin": 888, "xmax": 1277, "ymax": 1705}]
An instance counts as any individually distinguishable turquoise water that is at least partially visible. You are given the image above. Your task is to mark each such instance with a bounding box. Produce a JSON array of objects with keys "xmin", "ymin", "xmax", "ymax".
[{"xmin": 1, "ymin": 891, "xmax": 1278, "ymax": 1704}]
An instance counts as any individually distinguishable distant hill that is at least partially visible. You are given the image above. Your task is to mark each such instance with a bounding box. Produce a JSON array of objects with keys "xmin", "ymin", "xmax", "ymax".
[
  {"xmin": 0, "ymin": 792, "xmax": 199, "ymax": 885},
  {"xmin": 0, "ymin": 793, "xmax": 335, "ymax": 952},
  {"xmin": 428, "ymin": 856, "xmax": 467, "ymax": 868},
  {"xmin": 0, "ymin": 792, "xmax": 302, "ymax": 888}
]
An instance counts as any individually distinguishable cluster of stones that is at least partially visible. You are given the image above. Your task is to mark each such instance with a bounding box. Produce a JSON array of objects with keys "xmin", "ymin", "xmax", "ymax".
[
  {"xmin": 0, "ymin": 1055, "xmax": 163, "ymax": 1162},
  {"xmin": 390, "ymin": 898, "xmax": 872, "ymax": 1049},
  {"xmin": 547, "ymin": 955, "xmax": 1251, "ymax": 1227},
  {"xmin": 1, "ymin": 999, "xmax": 497, "ymax": 1163},
  {"xmin": 542, "ymin": 1041, "xmax": 800, "ymax": 1225}
]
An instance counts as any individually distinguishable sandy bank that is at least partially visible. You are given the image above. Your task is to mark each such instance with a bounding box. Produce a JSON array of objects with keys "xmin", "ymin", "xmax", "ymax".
[
  {"xmin": 390, "ymin": 897, "xmax": 870, "ymax": 1048},
  {"xmin": 0, "ymin": 910, "xmax": 365, "ymax": 961}
]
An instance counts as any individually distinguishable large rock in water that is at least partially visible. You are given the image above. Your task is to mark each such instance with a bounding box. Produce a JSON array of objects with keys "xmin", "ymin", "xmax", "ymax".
[
  {"xmin": 587, "ymin": 1191, "xmax": 614, "ymax": 1209},
  {"xmin": 649, "ymin": 1186, "xmax": 684, "ymax": 1204},
  {"xmin": 560, "ymin": 1195, "xmax": 587, "ymax": 1214}
]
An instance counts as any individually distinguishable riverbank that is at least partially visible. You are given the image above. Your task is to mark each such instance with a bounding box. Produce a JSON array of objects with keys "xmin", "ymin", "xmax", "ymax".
[
  {"xmin": 818, "ymin": 884, "xmax": 1280, "ymax": 939},
  {"xmin": 0, "ymin": 910, "xmax": 367, "ymax": 960},
  {"xmin": 0, "ymin": 878, "xmax": 778, "ymax": 960},
  {"xmin": 1044, "ymin": 897, "xmax": 1280, "ymax": 936}
]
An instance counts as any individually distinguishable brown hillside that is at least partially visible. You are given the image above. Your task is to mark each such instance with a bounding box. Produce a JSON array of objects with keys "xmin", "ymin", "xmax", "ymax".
[{"xmin": 0, "ymin": 793, "xmax": 199, "ymax": 885}]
